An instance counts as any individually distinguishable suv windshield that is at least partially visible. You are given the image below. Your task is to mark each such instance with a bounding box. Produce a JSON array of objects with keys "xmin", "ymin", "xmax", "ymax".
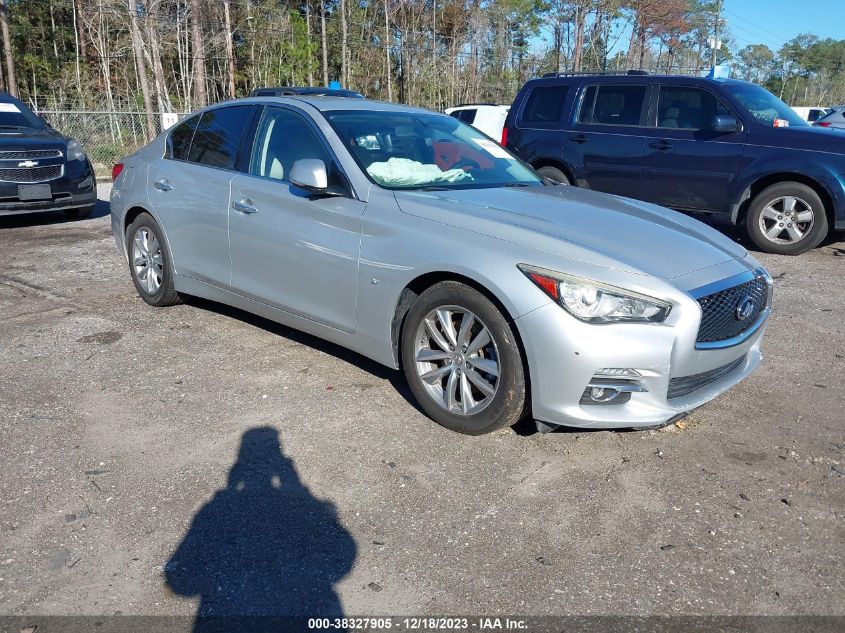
[
  {"xmin": 725, "ymin": 84, "xmax": 807, "ymax": 128},
  {"xmin": 0, "ymin": 101, "xmax": 46, "ymax": 129},
  {"xmin": 325, "ymin": 110, "xmax": 541, "ymax": 190}
]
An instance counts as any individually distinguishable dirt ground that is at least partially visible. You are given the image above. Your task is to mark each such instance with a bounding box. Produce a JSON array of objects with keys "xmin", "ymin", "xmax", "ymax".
[{"xmin": 0, "ymin": 185, "xmax": 843, "ymax": 624}]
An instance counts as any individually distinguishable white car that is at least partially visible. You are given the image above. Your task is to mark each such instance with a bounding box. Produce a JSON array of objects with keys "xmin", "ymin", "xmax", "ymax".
[
  {"xmin": 791, "ymin": 106, "xmax": 831, "ymax": 124},
  {"xmin": 445, "ymin": 104, "xmax": 510, "ymax": 141}
]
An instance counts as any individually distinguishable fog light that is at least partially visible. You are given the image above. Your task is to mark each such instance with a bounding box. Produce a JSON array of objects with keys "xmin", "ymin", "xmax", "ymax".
[
  {"xmin": 77, "ymin": 176, "xmax": 93, "ymax": 190},
  {"xmin": 591, "ymin": 386, "xmax": 619, "ymax": 402},
  {"xmin": 580, "ymin": 377, "xmax": 647, "ymax": 406}
]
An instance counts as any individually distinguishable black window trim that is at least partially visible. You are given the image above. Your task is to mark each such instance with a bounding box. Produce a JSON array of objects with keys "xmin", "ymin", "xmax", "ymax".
[
  {"xmin": 243, "ymin": 103, "xmax": 357, "ymax": 199},
  {"xmin": 651, "ymin": 83, "xmax": 743, "ymax": 132},
  {"xmin": 574, "ymin": 83, "xmax": 651, "ymax": 129}
]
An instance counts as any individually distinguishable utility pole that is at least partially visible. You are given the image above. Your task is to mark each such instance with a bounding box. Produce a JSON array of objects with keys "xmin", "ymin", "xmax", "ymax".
[{"xmin": 710, "ymin": 0, "xmax": 722, "ymax": 75}]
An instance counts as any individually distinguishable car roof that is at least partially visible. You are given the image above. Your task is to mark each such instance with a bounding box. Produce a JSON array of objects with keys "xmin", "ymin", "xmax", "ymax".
[
  {"xmin": 210, "ymin": 95, "xmax": 434, "ymax": 115},
  {"xmin": 522, "ymin": 73, "xmax": 754, "ymax": 88}
]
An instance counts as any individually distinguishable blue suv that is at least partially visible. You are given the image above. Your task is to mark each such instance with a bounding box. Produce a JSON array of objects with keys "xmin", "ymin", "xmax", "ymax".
[{"xmin": 503, "ymin": 72, "xmax": 845, "ymax": 255}]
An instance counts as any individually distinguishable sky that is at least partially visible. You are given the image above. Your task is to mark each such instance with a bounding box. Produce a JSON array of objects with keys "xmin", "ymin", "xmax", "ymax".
[{"xmin": 724, "ymin": 0, "xmax": 843, "ymax": 51}]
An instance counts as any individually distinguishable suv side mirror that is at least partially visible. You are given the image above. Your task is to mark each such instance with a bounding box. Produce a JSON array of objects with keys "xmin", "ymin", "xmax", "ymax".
[{"xmin": 711, "ymin": 114, "xmax": 739, "ymax": 133}]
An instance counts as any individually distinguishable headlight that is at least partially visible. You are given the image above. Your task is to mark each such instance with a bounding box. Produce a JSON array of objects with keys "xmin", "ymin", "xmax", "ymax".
[
  {"xmin": 66, "ymin": 139, "xmax": 86, "ymax": 161},
  {"xmin": 518, "ymin": 264, "xmax": 671, "ymax": 323}
]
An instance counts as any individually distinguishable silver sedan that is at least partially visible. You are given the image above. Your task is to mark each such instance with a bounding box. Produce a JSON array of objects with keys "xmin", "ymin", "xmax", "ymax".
[{"xmin": 110, "ymin": 97, "xmax": 771, "ymax": 435}]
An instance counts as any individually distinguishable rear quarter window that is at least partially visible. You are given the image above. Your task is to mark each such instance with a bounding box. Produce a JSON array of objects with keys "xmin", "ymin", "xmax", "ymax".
[
  {"xmin": 519, "ymin": 86, "xmax": 569, "ymax": 125},
  {"xmin": 166, "ymin": 115, "xmax": 198, "ymax": 161}
]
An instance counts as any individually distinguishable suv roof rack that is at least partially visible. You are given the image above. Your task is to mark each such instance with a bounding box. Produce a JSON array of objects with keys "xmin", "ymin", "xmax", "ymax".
[
  {"xmin": 451, "ymin": 102, "xmax": 501, "ymax": 108},
  {"xmin": 541, "ymin": 70, "xmax": 650, "ymax": 78}
]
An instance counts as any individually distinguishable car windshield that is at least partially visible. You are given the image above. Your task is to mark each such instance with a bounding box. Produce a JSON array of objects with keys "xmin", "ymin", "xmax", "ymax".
[
  {"xmin": 725, "ymin": 84, "xmax": 807, "ymax": 128},
  {"xmin": 324, "ymin": 110, "xmax": 542, "ymax": 190},
  {"xmin": 0, "ymin": 101, "xmax": 45, "ymax": 129}
]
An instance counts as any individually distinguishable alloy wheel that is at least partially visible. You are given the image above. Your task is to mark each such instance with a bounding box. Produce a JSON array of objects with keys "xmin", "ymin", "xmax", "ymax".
[
  {"xmin": 758, "ymin": 196, "xmax": 814, "ymax": 244},
  {"xmin": 132, "ymin": 227, "xmax": 164, "ymax": 295},
  {"xmin": 413, "ymin": 306, "xmax": 500, "ymax": 416}
]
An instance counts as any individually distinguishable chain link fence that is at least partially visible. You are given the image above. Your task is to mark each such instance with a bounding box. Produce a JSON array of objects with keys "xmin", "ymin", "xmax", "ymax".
[{"xmin": 35, "ymin": 111, "xmax": 188, "ymax": 180}]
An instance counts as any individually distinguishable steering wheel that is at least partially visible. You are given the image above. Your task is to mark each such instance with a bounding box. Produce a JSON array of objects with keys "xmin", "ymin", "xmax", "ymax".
[{"xmin": 449, "ymin": 157, "xmax": 481, "ymax": 171}]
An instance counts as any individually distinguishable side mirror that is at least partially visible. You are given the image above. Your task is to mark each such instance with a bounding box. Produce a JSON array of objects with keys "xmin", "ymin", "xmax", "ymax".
[
  {"xmin": 289, "ymin": 158, "xmax": 329, "ymax": 192},
  {"xmin": 711, "ymin": 114, "xmax": 739, "ymax": 133}
]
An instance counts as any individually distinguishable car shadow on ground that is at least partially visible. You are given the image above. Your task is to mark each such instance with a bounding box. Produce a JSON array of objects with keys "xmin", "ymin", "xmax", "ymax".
[
  {"xmin": 0, "ymin": 194, "xmax": 109, "ymax": 229},
  {"xmin": 165, "ymin": 426, "xmax": 357, "ymax": 632},
  {"xmin": 183, "ymin": 295, "xmax": 427, "ymax": 417}
]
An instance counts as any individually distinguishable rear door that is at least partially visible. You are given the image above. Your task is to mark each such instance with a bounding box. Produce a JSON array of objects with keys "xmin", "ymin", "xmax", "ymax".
[
  {"xmin": 147, "ymin": 105, "xmax": 255, "ymax": 286},
  {"xmin": 640, "ymin": 84, "xmax": 745, "ymax": 212},
  {"xmin": 568, "ymin": 82, "xmax": 649, "ymax": 197},
  {"xmin": 227, "ymin": 105, "xmax": 364, "ymax": 333}
]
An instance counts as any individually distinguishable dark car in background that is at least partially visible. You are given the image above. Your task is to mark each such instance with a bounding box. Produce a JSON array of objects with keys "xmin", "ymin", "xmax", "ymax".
[
  {"xmin": 503, "ymin": 72, "xmax": 845, "ymax": 255},
  {"xmin": 0, "ymin": 93, "xmax": 96, "ymax": 219},
  {"xmin": 250, "ymin": 86, "xmax": 364, "ymax": 99}
]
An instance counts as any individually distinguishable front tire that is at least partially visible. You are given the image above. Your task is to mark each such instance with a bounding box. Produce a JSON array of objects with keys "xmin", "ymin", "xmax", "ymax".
[
  {"xmin": 401, "ymin": 281, "xmax": 527, "ymax": 435},
  {"xmin": 126, "ymin": 213, "xmax": 181, "ymax": 307},
  {"xmin": 745, "ymin": 182, "xmax": 828, "ymax": 255}
]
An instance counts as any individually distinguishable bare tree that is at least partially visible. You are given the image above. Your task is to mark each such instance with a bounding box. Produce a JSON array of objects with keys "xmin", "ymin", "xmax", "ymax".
[
  {"xmin": 223, "ymin": 0, "xmax": 236, "ymax": 99},
  {"xmin": 189, "ymin": 0, "xmax": 207, "ymax": 107},
  {"xmin": 0, "ymin": 0, "xmax": 17, "ymax": 97},
  {"xmin": 128, "ymin": 0, "xmax": 155, "ymax": 140}
]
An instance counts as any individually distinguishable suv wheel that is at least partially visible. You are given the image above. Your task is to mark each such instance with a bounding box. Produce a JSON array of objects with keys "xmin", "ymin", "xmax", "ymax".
[
  {"xmin": 401, "ymin": 282, "xmax": 528, "ymax": 435},
  {"xmin": 126, "ymin": 213, "xmax": 181, "ymax": 307},
  {"xmin": 746, "ymin": 182, "xmax": 828, "ymax": 255},
  {"xmin": 536, "ymin": 166, "xmax": 571, "ymax": 185}
]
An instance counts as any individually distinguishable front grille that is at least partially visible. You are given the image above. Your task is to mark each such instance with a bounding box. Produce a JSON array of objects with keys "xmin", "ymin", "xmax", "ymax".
[
  {"xmin": 0, "ymin": 149, "xmax": 62, "ymax": 160},
  {"xmin": 668, "ymin": 356, "xmax": 745, "ymax": 399},
  {"xmin": 696, "ymin": 273, "xmax": 769, "ymax": 344},
  {"xmin": 0, "ymin": 165, "xmax": 62, "ymax": 182}
]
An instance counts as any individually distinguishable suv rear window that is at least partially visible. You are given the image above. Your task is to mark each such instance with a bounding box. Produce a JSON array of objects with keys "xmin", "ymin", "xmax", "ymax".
[
  {"xmin": 578, "ymin": 85, "xmax": 647, "ymax": 126},
  {"xmin": 520, "ymin": 86, "xmax": 569, "ymax": 124},
  {"xmin": 449, "ymin": 109, "xmax": 477, "ymax": 124}
]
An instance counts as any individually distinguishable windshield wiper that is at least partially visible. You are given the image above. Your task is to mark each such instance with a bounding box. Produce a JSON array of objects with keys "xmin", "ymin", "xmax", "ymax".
[
  {"xmin": 0, "ymin": 124, "xmax": 24, "ymax": 129},
  {"xmin": 415, "ymin": 185, "xmax": 452, "ymax": 191},
  {"xmin": 502, "ymin": 182, "xmax": 532, "ymax": 187}
]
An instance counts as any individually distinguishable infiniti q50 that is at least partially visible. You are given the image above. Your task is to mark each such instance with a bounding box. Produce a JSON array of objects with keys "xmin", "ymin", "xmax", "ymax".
[{"xmin": 110, "ymin": 97, "xmax": 771, "ymax": 435}]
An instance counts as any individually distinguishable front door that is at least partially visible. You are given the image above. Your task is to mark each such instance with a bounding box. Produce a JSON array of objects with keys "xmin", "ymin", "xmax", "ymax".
[
  {"xmin": 640, "ymin": 85, "xmax": 746, "ymax": 212},
  {"xmin": 227, "ymin": 106, "xmax": 365, "ymax": 333}
]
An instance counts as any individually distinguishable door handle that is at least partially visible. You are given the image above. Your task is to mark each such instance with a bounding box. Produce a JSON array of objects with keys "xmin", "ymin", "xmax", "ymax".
[
  {"xmin": 153, "ymin": 178, "xmax": 173, "ymax": 192},
  {"xmin": 569, "ymin": 134, "xmax": 589, "ymax": 143},
  {"xmin": 649, "ymin": 140, "xmax": 673, "ymax": 150},
  {"xmin": 232, "ymin": 199, "xmax": 258, "ymax": 215}
]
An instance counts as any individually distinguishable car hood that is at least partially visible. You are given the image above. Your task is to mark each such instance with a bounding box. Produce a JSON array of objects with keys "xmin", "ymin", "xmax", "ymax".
[
  {"xmin": 0, "ymin": 126, "xmax": 67, "ymax": 152},
  {"xmin": 393, "ymin": 185, "xmax": 748, "ymax": 280}
]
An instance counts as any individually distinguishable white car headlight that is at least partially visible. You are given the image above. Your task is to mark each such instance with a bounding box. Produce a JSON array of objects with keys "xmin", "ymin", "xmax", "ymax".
[
  {"xmin": 66, "ymin": 139, "xmax": 87, "ymax": 162},
  {"xmin": 519, "ymin": 264, "xmax": 671, "ymax": 323}
]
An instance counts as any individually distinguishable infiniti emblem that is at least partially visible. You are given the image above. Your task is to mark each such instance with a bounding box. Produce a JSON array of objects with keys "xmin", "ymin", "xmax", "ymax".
[
  {"xmin": 18, "ymin": 160, "xmax": 38, "ymax": 168},
  {"xmin": 735, "ymin": 295, "xmax": 756, "ymax": 321}
]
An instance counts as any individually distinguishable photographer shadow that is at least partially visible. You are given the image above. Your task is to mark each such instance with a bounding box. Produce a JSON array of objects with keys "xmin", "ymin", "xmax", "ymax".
[{"xmin": 165, "ymin": 426, "xmax": 357, "ymax": 632}]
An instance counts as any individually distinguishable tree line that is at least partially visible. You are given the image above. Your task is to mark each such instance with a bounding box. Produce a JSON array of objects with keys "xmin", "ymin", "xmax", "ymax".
[{"xmin": 0, "ymin": 0, "xmax": 841, "ymax": 128}]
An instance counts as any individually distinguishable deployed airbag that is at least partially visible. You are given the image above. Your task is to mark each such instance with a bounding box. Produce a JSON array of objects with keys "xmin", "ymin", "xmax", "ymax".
[{"xmin": 366, "ymin": 157, "xmax": 472, "ymax": 186}]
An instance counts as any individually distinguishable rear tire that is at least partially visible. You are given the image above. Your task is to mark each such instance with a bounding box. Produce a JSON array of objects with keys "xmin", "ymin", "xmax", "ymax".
[
  {"xmin": 401, "ymin": 281, "xmax": 527, "ymax": 435},
  {"xmin": 536, "ymin": 165, "xmax": 571, "ymax": 185},
  {"xmin": 745, "ymin": 182, "xmax": 828, "ymax": 255},
  {"xmin": 126, "ymin": 212, "xmax": 181, "ymax": 307}
]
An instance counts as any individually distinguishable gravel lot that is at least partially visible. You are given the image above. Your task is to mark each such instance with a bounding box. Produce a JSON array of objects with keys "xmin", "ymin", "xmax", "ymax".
[{"xmin": 0, "ymin": 185, "xmax": 843, "ymax": 622}]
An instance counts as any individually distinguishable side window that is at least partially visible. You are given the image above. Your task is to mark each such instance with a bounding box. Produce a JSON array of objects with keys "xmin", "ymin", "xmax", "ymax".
[
  {"xmin": 187, "ymin": 106, "xmax": 253, "ymax": 169},
  {"xmin": 520, "ymin": 86, "xmax": 569, "ymax": 124},
  {"xmin": 249, "ymin": 107, "xmax": 343, "ymax": 187},
  {"xmin": 656, "ymin": 86, "xmax": 731, "ymax": 130},
  {"xmin": 578, "ymin": 85, "xmax": 647, "ymax": 126},
  {"xmin": 166, "ymin": 116, "xmax": 198, "ymax": 161},
  {"xmin": 458, "ymin": 109, "xmax": 477, "ymax": 124}
]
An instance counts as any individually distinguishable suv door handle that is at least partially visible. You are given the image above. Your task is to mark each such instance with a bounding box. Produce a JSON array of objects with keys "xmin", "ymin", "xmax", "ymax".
[
  {"xmin": 153, "ymin": 178, "xmax": 173, "ymax": 192},
  {"xmin": 649, "ymin": 140, "xmax": 673, "ymax": 150},
  {"xmin": 232, "ymin": 199, "xmax": 258, "ymax": 215},
  {"xmin": 569, "ymin": 134, "xmax": 589, "ymax": 143}
]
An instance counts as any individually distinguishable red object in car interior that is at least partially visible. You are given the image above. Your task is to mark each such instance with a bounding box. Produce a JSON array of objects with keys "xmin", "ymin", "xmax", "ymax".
[
  {"xmin": 816, "ymin": 122, "xmax": 831, "ymax": 127},
  {"xmin": 501, "ymin": 126, "xmax": 508, "ymax": 146},
  {"xmin": 112, "ymin": 163, "xmax": 124, "ymax": 182}
]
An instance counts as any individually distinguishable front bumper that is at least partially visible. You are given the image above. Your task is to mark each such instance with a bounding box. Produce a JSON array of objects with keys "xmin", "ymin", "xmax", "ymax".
[
  {"xmin": 515, "ymin": 274, "xmax": 769, "ymax": 430},
  {"xmin": 0, "ymin": 160, "xmax": 96, "ymax": 216}
]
